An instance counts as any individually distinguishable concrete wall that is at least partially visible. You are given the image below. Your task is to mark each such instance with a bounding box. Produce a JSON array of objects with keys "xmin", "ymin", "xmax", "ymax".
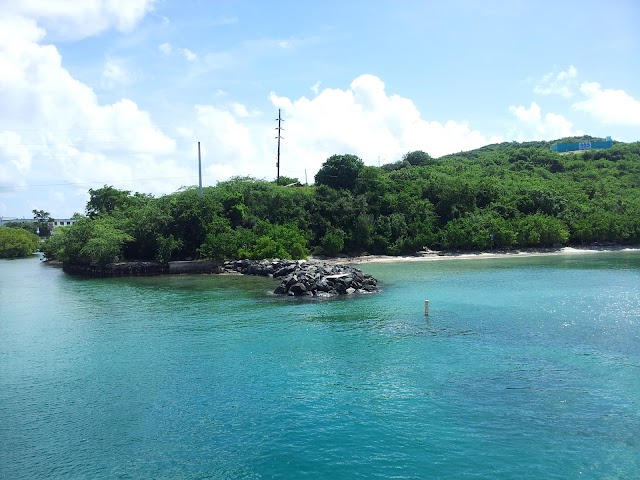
[{"xmin": 168, "ymin": 260, "xmax": 220, "ymax": 274}]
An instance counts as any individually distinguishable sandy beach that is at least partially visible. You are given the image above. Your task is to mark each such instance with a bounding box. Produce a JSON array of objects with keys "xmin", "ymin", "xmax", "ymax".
[{"xmin": 315, "ymin": 246, "xmax": 640, "ymax": 265}]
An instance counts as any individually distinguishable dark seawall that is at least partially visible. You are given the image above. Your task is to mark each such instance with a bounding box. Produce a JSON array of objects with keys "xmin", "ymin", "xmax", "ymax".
[{"xmin": 62, "ymin": 259, "xmax": 379, "ymax": 297}]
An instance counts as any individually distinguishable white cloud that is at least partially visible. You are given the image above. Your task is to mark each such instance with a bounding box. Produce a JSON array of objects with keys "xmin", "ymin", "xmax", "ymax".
[
  {"xmin": 531, "ymin": 66, "xmax": 640, "ymax": 131},
  {"xmin": 534, "ymin": 65, "xmax": 578, "ymax": 98},
  {"xmin": 158, "ymin": 42, "xmax": 198, "ymax": 61},
  {"xmin": 1, "ymin": 0, "xmax": 157, "ymax": 40},
  {"xmin": 101, "ymin": 57, "xmax": 132, "ymax": 88},
  {"xmin": 0, "ymin": 131, "xmax": 32, "ymax": 189},
  {"xmin": 573, "ymin": 82, "xmax": 640, "ymax": 126},
  {"xmin": 509, "ymin": 101, "xmax": 581, "ymax": 140},
  {"xmin": 158, "ymin": 42, "xmax": 172, "ymax": 55},
  {"xmin": 0, "ymin": 14, "xmax": 184, "ymax": 217},
  {"xmin": 183, "ymin": 74, "xmax": 502, "ymax": 185},
  {"xmin": 193, "ymin": 105, "xmax": 260, "ymax": 175},
  {"xmin": 310, "ymin": 81, "xmax": 321, "ymax": 95},
  {"xmin": 510, "ymin": 102, "xmax": 542, "ymax": 123},
  {"xmin": 229, "ymin": 102, "xmax": 259, "ymax": 118},
  {"xmin": 270, "ymin": 74, "xmax": 500, "ymax": 167},
  {"xmin": 181, "ymin": 48, "xmax": 197, "ymax": 62}
]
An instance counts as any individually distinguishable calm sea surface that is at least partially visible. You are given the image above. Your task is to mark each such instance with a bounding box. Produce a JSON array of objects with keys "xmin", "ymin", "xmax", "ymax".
[{"xmin": 1, "ymin": 252, "xmax": 639, "ymax": 479}]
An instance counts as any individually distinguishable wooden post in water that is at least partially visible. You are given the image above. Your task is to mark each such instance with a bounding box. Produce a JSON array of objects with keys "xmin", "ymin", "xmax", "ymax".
[{"xmin": 424, "ymin": 300, "xmax": 430, "ymax": 316}]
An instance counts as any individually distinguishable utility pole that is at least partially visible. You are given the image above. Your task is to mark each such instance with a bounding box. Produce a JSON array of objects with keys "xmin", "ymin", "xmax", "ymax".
[
  {"xmin": 198, "ymin": 141, "xmax": 203, "ymax": 200},
  {"xmin": 275, "ymin": 109, "xmax": 284, "ymax": 186}
]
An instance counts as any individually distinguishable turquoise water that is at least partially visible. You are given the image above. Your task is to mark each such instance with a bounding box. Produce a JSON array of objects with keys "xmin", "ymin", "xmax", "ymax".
[{"xmin": 1, "ymin": 253, "xmax": 639, "ymax": 479}]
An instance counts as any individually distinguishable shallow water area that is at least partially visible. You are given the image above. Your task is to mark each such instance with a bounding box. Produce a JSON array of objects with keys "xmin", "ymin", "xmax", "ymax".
[{"xmin": 1, "ymin": 252, "xmax": 639, "ymax": 478}]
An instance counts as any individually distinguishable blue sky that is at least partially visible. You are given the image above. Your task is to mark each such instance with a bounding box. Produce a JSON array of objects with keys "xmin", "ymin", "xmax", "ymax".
[{"xmin": 1, "ymin": 0, "xmax": 639, "ymax": 218}]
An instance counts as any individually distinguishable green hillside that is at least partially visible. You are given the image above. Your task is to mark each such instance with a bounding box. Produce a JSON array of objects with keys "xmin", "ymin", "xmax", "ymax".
[{"xmin": 43, "ymin": 138, "xmax": 640, "ymax": 267}]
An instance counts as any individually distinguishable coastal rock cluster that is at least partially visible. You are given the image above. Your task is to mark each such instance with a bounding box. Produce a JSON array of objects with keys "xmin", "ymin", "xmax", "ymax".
[
  {"xmin": 221, "ymin": 259, "xmax": 379, "ymax": 297},
  {"xmin": 61, "ymin": 258, "xmax": 379, "ymax": 298}
]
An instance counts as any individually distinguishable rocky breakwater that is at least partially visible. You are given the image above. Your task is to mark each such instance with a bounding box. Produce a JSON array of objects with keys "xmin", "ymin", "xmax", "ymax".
[{"xmin": 221, "ymin": 259, "xmax": 379, "ymax": 297}]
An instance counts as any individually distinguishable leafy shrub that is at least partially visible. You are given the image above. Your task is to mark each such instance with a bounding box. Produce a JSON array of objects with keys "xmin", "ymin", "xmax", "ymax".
[{"xmin": 0, "ymin": 228, "xmax": 41, "ymax": 258}]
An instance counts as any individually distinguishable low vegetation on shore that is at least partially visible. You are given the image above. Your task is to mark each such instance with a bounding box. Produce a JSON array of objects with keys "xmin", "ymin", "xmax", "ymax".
[
  {"xmin": 40, "ymin": 136, "xmax": 640, "ymax": 268},
  {"xmin": 0, "ymin": 228, "xmax": 41, "ymax": 258},
  {"xmin": 0, "ymin": 210, "xmax": 55, "ymax": 259}
]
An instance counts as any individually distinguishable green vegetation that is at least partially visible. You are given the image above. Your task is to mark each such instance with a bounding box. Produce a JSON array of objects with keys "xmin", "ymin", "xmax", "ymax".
[
  {"xmin": 0, "ymin": 228, "xmax": 41, "ymax": 258},
  {"xmin": 42, "ymin": 136, "xmax": 640, "ymax": 267}
]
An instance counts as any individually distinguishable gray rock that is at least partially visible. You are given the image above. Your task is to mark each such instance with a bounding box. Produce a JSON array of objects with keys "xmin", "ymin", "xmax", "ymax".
[
  {"xmin": 223, "ymin": 258, "xmax": 379, "ymax": 298},
  {"xmin": 289, "ymin": 282, "xmax": 307, "ymax": 295},
  {"xmin": 274, "ymin": 284, "xmax": 288, "ymax": 295}
]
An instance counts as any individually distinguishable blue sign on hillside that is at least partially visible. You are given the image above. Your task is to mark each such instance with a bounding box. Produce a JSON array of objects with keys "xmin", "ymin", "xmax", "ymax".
[{"xmin": 551, "ymin": 137, "xmax": 612, "ymax": 153}]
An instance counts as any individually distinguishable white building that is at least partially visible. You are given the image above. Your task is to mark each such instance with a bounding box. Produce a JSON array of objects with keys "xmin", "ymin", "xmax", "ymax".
[
  {"xmin": 51, "ymin": 218, "xmax": 79, "ymax": 228},
  {"xmin": 0, "ymin": 217, "xmax": 81, "ymax": 228}
]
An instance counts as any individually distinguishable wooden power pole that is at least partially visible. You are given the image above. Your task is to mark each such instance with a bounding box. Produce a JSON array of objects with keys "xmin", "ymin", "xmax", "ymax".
[{"xmin": 275, "ymin": 109, "xmax": 284, "ymax": 185}]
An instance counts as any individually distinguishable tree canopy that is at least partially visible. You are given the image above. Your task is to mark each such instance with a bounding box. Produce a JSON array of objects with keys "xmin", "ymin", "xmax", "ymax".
[
  {"xmin": 32, "ymin": 209, "xmax": 54, "ymax": 237},
  {"xmin": 314, "ymin": 154, "xmax": 365, "ymax": 191},
  {"xmin": 86, "ymin": 185, "xmax": 135, "ymax": 218},
  {"xmin": 0, "ymin": 228, "xmax": 41, "ymax": 258},
  {"xmin": 42, "ymin": 137, "xmax": 640, "ymax": 267}
]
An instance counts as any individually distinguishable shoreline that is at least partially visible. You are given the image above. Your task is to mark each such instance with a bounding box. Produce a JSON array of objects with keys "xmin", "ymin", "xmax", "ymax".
[{"xmin": 315, "ymin": 245, "xmax": 640, "ymax": 265}]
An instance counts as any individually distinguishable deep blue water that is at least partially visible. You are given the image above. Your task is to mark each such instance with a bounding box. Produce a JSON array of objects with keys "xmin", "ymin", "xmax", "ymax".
[{"xmin": 1, "ymin": 252, "xmax": 639, "ymax": 479}]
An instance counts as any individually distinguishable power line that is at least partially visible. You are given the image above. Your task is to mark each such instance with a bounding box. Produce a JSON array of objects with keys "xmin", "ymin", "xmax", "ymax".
[
  {"xmin": 0, "ymin": 153, "xmax": 178, "ymax": 161},
  {"xmin": 0, "ymin": 141, "xmax": 144, "ymax": 146},
  {"xmin": 0, "ymin": 176, "xmax": 198, "ymax": 189},
  {"xmin": 0, "ymin": 124, "xmax": 180, "ymax": 132}
]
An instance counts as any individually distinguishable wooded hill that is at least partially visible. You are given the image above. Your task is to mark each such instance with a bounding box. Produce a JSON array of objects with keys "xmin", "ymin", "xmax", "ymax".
[{"xmin": 42, "ymin": 136, "xmax": 640, "ymax": 267}]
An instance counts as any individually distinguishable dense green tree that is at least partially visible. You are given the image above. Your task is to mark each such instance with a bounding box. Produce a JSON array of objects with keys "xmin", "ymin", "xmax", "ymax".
[
  {"xmin": 275, "ymin": 176, "xmax": 301, "ymax": 186},
  {"xmin": 403, "ymin": 150, "xmax": 434, "ymax": 166},
  {"xmin": 81, "ymin": 220, "xmax": 133, "ymax": 266},
  {"xmin": 86, "ymin": 186, "xmax": 133, "ymax": 218},
  {"xmin": 0, "ymin": 228, "xmax": 41, "ymax": 258},
  {"xmin": 155, "ymin": 234, "xmax": 183, "ymax": 263},
  {"xmin": 32, "ymin": 209, "xmax": 54, "ymax": 237},
  {"xmin": 515, "ymin": 185, "xmax": 568, "ymax": 216},
  {"xmin": 314, "ymin": 154, "xmax": 364, "ymax": 191},
  {"xmin": 201, "ymin": 229, "xmax": 240, "ymax": 262},
  {"xmin": 440, "ymin": 214, "xmax": 493, "ymax": 250},
  {"xmin": 4, "ymin": 221, "xmax": 38, "ymax": 235},
  {"xmin": 571, "ymin": 210, "xmax": 631, "ymax": 244},
  {"xmin": 164, "ymin": 187, "xmax": 214, "ymax": 259},
  {"xmin": 118, "ymin": 195, "xmax": 172, "ymax": 261},
  {"xmin": 515, "ymin": 214, "xmax": 569, "ymax": 247},
  {"xmin": 319, "ymin": 227, "xmax": 345, "ymax": 256},
  {"xmin": 42, "ymin": 217, "xmax": 132, "ymax": 266},
  {"xmin": 40, "ymin": 231, "xmax": 66, "ymax": 261},
  {"xmin": 428, "ymin": 174, "xmax": 478, "ymax": 224},
  {"xmin": 380, "ymin": 159, "xmax": 412, "ymax": 172},
  {"xmin": 200, "ymin": 220, "xmax": 308, "ymax": 261},
  {"xmin": 43, "ymin": 138, "xmax": 640, "ymax": 267}
]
